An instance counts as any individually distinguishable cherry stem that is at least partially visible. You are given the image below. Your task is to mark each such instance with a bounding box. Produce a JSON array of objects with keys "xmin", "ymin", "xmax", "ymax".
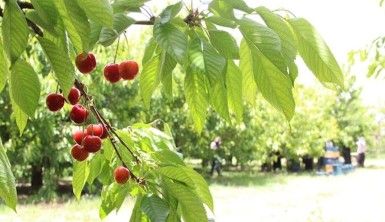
[{"xmin": 113, "ymin": 37, "xmax": 120, "ymax": 64}]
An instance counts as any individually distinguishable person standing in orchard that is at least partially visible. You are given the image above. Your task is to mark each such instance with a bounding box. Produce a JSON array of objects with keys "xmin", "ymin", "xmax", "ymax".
[
  {"xmin": 210, "ymin": 137, "xmax": 222, "ymax": 177},
  {"xmin": 356, "ymin": 137, "xmax": 367, "ymax": 167}
]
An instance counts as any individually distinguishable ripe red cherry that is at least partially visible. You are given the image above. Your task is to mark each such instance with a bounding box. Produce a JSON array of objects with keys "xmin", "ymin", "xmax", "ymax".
[
  {"xmin": 83, "ymin": 135, "xmax": 102, "ymax": 153},
  {"xmin": 67, "ymin": 87, "xmax": 81, "ymax": 105},
  {"xmin": 46, "ymin": 93, "xmax": 65, "ymax": 112},
  {"xmin": 118, "ymin": 60, "xmax": 139, "ymax": 80},
  {"xmin": 70, "ymin": 104, "xmax": 88, "ymax": 124},
  {"xmin": 104, "ymin": 63, "xmax": 121, "ymax": 83},
  {"xmin": 100, "ymin": 124, "xmax": 108, "ymax": 139},
  {"xmin": 71, "ymin": 144, "xmax": 89, "ymax": 161},
  {"xmin": 86, "ymin": 124, "xmax": 104, "ymax": 137},
  {"xmin": 75, "ymin": 52, "xmax": 96, "ymax": 74},
  {"xmin": 114, "ymin": 166, "xmax": 131, "ymax": 184},
  {"xmin": 72, "ymin": 129, "xmax": 86, "ymax": 145}
]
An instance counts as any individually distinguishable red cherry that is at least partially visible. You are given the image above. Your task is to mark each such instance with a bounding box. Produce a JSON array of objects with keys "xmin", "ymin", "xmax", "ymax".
[
  {"xmin": 114, "ymin": 166, "xmax": 131, "ymax": 184},
  {"xmin": 46, "ymin": 93, "xmax": 65, "ymax": 112},
  {"xmin": 118, "ymin": 60, "xmax": 139, "ymax": 80},
  {"xmin": 100, "ymin": 124, "xmax": 108, "ymax": 139},
  {"xmin": 104, "ymin": 64, "xmax": 121, "ymax": 83},
  {"xmin": 72, "ymin": 129, "xmax": 86, "ymax": 145},
  {"xmin": 71, "ymin": 144, "xmax": 89, "ymax": 161},
  {"xmin": 67, "ymin": 87, "xmax": 81, "ymax": 105},
  {"xmin": 86, "ymin": 124, "xmax": 104, "ymax": 137},
  {"xmin": 70, "ymin": 104, "xmax": 88, "ymax": 124},
  {"xmin": 83, "ymin": 135, "xmax": 102, "ymax": 153},
  {"xmin": 75, "ymin": 52, "xmax": 96, "ymax": 74}
]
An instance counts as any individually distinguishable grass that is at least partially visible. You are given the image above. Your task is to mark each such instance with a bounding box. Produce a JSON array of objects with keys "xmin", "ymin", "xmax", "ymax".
[{"xmin": 1, "ymin": 158, "xmax": 385, "ymax": 222}]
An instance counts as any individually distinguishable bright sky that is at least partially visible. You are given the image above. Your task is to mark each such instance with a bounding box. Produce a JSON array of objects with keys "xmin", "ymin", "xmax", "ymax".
[{"xmin": 246, "ymin": 0, "xmax": 385, "ymax": 108}]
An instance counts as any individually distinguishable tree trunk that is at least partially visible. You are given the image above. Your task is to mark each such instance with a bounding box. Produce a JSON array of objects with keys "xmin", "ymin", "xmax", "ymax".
[{"xmin": 31, "ymin": 165, "xmax": 43, "ymax": 191}]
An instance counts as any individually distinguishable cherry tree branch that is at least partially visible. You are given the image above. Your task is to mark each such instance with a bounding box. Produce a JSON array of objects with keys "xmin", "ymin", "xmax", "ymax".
[{"xmin": 74, "ymin": 80, "xmax": 141, "ymax": 182}]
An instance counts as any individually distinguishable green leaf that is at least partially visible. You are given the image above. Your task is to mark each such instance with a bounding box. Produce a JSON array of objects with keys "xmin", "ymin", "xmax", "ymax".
[
  {"xmin": 0, "ymin": 38, "xmax": 9, "ymax": 93},
  {"xmin": 288, "ymin": 61, "xmax": 298, "ymax": 85},
  {"xmin": 2, "ymin": 0, "xmax": 29, "ymax": 64},
  {"xmin": 55, "ymin": 0, "xmax": 90, "ymax": 53},
  {"xmin": 153, "ymin": 150, "xmax": 185, "ymax": 166},
  {"xmin": 10, "ymin": 59, "xmax": 41, "ymax": 117},
  {"xmin": 76, "ymin": 0, "xmax": 113, "ymax": 28},
  {"xmin": 11, "ymin": 97, "xmax": 28, "ymax": 135},
  {"xmin": 158, "ymin": 166, "xmax": 194, "ymax": 186},
  {"xmin": 0, "ymin": 139, "xmax": 17, "ymax": 211},
  {"xmin": 159, "ymin": 2, "xmax": 183, "ymax": 24},
  {"xmin": 31, "ymin": 0, "xmax": 59, "ymax": 28},
  {"xmin": 130, "ymin": 195, "xmax": 146, "ymax": 222},
  {"xmin": 184, "ymin": 69, "xmax": 209, "ymax": 132},
  {"xmin": 239, "ymin": 20, "xmax": 295, "ymax": 120},
  {"xmin": 38, "ymin": 37, "xmax": 75, "ymax": 96},
  {"xmin": 164, "ymin": 180, "xmax": 207, "ymax": 222},
  {"xmin": 141, "ymin": 195, "xmax": 170, "ymax": 222},
  {"xmin": 238, "ymin": 18, "xmax": 288, "ymax": 74},
  {"xmin": 112, "ymin": 0, "xmax": 149, "ymax": 13},
  {"xmin": 25, "ymin": 11, "xmax": 56, "ymax": 34},
  {"xmin": 142, "ymin": 38, "xmax": 158, "ymax": 65},
  {"xmin": 72, "ymin": 160, "xmax": 90, "ymax": 200},
  {"xmin": 226, "ymin": 60, "xmax": 243, "ymax": 121},
  {"xmin": 288, "ymin": 18, "xmax": 344, "ymax": 87},
  {"xmin": 140, "ymin": 55, "xmax": 161, "ymax": 108},
  {"xmin": 224, "ymin": 0, "xmax": 254, "ymax": 13},
  {"xmin": 87, "ymin": 153, "xmax": 104, "ymax": 185},
  {"xmin": 239, "ymin": 40, "xmax": 257, "ymax": 104},
  {"xmin": 99, "ymin": 183, "xmax": 130, "ymax": 219},
  {"xmin": 154, "ymin": 22, "xmax": 188, "ymax": 64},
  {"xmin": 99, "ymin": 14, "xmax": 135, "ymax": 47},
  {"xmin": 188, "ymin": 36, "xmax": 229, "ymax": 120},
  {"xmin": 89, "ymin": 21, "xmax": 103, "ymax": 50},
  {"xmin": 205, "ymin": 16, "xmax": 237, "ymax": 28},
  {"xmin": 209, "ymin": 0, "xmax": 235, "ymax": 20},
  {"xmin": 160, "ymin": 51, "xmax": 177, "ymax": 98},
  {"xmin": 183, "ymin": 167, "xmax": 213, "ymax": 211},
  {"xmin": 256, "ymin": 7, "xmax": 297, "ymax": 63},
  {"xmin": 208, "ymin": 30, "xmax": 239, "ymax": 59}
]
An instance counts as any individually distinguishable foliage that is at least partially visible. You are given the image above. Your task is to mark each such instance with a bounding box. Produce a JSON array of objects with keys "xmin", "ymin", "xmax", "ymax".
[
  {"xmin": 0, "ymin": 0, "xmax": 345, "ymax": 220},
  {"xmin": 331, "ymin": 74, "xmax": 377, "ymax": 148}
]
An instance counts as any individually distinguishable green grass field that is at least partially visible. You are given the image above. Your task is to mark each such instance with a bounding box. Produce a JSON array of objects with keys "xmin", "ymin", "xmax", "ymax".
[{"xmin": 1, "ymin": 158, "xmax": 385, "ymax": 222}]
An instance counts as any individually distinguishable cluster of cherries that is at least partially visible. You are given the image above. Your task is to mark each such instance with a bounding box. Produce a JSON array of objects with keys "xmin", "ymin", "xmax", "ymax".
[{"xmin": 45, "ymin": 52, "xmax": 136, "ymax": 184}]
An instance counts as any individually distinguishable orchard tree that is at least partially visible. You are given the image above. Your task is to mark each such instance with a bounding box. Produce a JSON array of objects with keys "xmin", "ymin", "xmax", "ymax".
[{"xmin": 0, "ymin": 0, "xmax": 344, "ymax": 221}]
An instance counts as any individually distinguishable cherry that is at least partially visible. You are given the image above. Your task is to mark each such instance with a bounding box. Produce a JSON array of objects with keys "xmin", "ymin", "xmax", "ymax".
[
  {"xmin": 71, "ymin": 144, "xmax": 89, "ymax": 161},
  {"xmin": 72, "ymin": 129, "xmax": 86, "ymax": 145},
  {"xmin": 114, "ymin": 166, "xmax": 131, "ymax": 184},
  {"xmin": 67, "ymin": 87, "xmax": 81, "ymax": 105},
  {"xmin": 83, "ymin": 135, "xmax": 102, "ymax": 153},
  {"xmin": 119, "ymin": 60, "xmax": 139, "ymax": 80},
  {"xmin": 70, "ymin": 104, "xmax": 88, "ymax": 124},
  {"xmin": 86, "ymin": 124, "xmax": 104, "ymax": 138},
  {"xmin": 46, "ymin": 93, "xmax": 65, "ymax": 112},
  {"xmin": 104, "ymin": 63, "xmax": 121, "ymax": 83},
  {"xmin": 100, "ymin": 124, "xmax": 108, "ymax": 139},
  {"xmin": 75, "ymin": 52, "xmax": 96, "ymax": 74}
]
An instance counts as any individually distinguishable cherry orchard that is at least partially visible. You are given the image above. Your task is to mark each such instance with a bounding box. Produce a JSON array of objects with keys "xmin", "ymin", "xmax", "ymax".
[{"xmin": 0, "ymin": 0, "xmax": 344, "ymax": 221}]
